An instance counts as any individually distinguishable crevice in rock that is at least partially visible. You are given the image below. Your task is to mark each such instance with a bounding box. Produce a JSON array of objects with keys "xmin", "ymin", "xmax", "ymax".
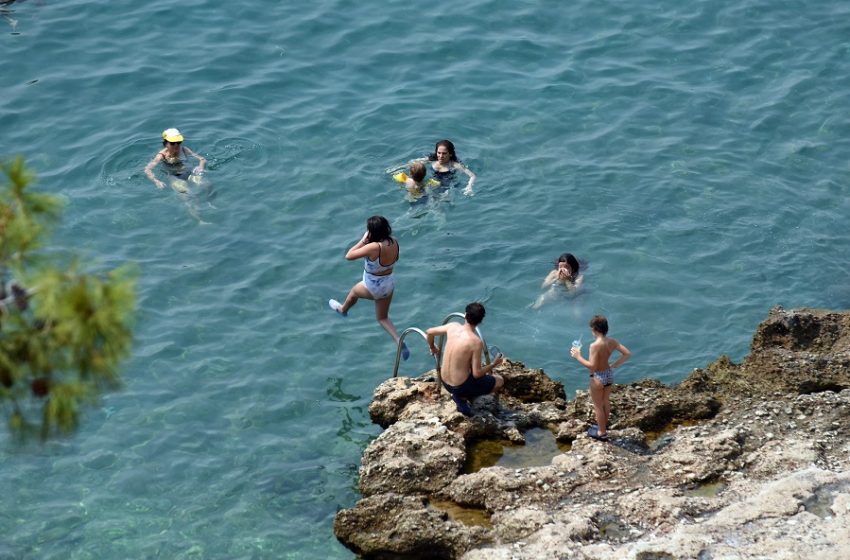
[
  {"xmin": 797, "ymin": 382, "xmax": 846, "ymax": 395},
  {"xmin": 632, "ymin": 403, "xmax": 721, "ymax": 434},
  {"xmin": 636, "ymin": 552, "xmax": 676, "ymax": 560}
]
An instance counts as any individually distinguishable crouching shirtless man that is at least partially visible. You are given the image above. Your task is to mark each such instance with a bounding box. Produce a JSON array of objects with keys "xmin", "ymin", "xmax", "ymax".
[{"xmin": 426, "ymin": 302, "xmax": 504, "ymax": 416}]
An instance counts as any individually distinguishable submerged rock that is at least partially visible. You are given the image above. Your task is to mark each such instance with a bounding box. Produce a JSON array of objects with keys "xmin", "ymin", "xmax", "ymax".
[{"xmin": 335, "ymin": 308, "xmax": 850, "ymax": 559}]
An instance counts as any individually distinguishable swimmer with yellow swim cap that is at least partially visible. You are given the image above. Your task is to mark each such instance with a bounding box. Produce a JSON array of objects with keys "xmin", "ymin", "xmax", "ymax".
[
  {"xmin": 393, "ymin": 161, "xmax": 439, "ymax": 199},
  {"xmin": 144, "ymin": 128, "xmax": 207, "ymax": 190}
]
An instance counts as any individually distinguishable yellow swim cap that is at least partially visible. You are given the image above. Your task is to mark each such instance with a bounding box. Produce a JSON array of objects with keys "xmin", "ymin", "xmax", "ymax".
[
  {"xmin": 393, "ymin": 172, "xmax": 408, "ymax": 183},
  {"xmin": 162, "ymin": 128, "xmax": 184, "ymax": 143}
]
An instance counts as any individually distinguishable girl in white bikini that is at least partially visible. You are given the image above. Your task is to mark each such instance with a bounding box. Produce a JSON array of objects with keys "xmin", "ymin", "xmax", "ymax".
[{"xmin": 329, "ymin": 216, "xmax": 409, "ymax": 359}]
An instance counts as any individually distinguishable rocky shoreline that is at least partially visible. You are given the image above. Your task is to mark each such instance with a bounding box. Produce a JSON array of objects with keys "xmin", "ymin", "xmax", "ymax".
[{"xmin": 334, "ymin": 307, "xmax": 850, "ymax": 559}]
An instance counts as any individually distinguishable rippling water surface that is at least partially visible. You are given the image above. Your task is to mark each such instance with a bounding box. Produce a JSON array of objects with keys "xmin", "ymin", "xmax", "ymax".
[{"xmin": 2, "ymin": 0, "xmax": 850, "ymax": 557}]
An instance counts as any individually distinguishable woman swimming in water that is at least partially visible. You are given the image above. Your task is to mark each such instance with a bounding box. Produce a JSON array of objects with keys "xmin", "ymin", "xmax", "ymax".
[
  {"xmin": 144, "ymin": 128, "xmax": 214, "ymax": 222},
  {"xmin": 427, "ymin": 139, "xmax": 476, "ymax": 195},
  {"xmin": 532, "ymin": 253, "xmax": 583, "ymax": 309},
  {"xmin": 389, "ymin": 139, "xmax": 477, "ymax": 196},
  {"xmin": 144, "ymin": 128, "xmax": 206, "ymax": 191},
  {"xmin": 543, "ymin": 253, "xmax": 582, "ymax": 288},
  {"xmin": 329, "ymin": 216, "xmax": 409, "ymax": 359}
]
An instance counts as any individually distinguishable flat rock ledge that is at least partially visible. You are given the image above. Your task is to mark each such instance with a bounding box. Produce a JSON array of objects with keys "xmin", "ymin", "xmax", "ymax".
[{"xmin": 334, "ymin": 307, "xmax": 850, "ymax": 559}]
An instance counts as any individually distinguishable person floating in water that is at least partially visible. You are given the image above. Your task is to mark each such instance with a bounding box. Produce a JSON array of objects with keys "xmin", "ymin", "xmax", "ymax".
[
  {"xmin": 329, "ymin": 216, "xmax": 409, "ymax": 360},
  {"xmin": 532, "ymin": 253, "xmax": 583, "ymax": 309},
  {"xmin": 427, "ymin": 139, "xmax": 476, "ymax": 195},
  {"xmin": 393, "ymin": 162, "xmax": 438, "ymax": 200},
  {"xmin": 389, "ymin": 139, "xmax": 476, "ymax": 196},
  {"xmin": 144, "ymin": 128, "xmax": 213, "ymax": 222},
  {"xmin": 426, "ymin": 302, "xmax": 504, "ymax": 416},
  {"xmin": 544, "ymin": 253, "xmax": 582, "ymax": 288},
  {"xmin": 570, "ymin": 315, "xmax": 631, "ymax": 441},
  {"xmin": 144, "ymin": 128, "xmax": 206, "ymax": 191}
]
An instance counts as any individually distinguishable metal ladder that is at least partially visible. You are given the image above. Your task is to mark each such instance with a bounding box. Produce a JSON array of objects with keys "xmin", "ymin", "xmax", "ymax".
[{"xmin": 392, "ymin": 312, "xmax": 493, "ymax": 394}]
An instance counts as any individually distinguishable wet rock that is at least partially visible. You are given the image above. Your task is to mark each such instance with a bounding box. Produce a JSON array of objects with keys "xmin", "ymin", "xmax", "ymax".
[
  {"xmin": 334, "ymin": 493, "xmax": 490, "ymax": 559},
  {"xmin": 553, "ymin": 417, "xmax": 587, "ymax": 443},
  {"xmin": 611, "ymin": 427, "xmax": 650, "ymax": 452}
]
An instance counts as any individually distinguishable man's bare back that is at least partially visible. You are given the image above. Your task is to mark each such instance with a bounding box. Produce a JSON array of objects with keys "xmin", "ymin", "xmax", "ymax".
[
  {"xmin": 425, "ymin": 303, "xmax": 505, "ymax": 415},
  {"xmin": 439, "ymin": 323, "xmax": 484, "ymax": 386},
  {"xmin": 425, "ymin": 304, "xmax": 503, "ymax": 388}
]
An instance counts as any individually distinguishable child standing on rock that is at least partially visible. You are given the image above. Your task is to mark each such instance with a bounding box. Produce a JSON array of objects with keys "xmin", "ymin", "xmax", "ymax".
[{"xmin": 570, "ymin": 315, "xmax": 631, "ymax": 441}]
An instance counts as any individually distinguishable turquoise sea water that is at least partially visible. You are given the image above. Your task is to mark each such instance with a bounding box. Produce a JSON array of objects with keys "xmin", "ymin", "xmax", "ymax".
[{"xmin": 2, "ymin": 0, "xmax": 850, "ymax": 557}]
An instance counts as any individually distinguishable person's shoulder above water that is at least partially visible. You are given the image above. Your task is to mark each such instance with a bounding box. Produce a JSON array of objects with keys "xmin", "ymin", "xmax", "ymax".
[
  {"xmin": 543, "ymin": 253, "xmax": 581, "ymax": 286},
  {"xmin": 427, "ymin": 139, "xmax": 476, "ymax": 196},
  {"xmin": 395, "ymin": 161, "xmax": 428, "ymax": 195},
  {"xmin": 144, "ymin": 127, "xmax": 207, "ymax": 190}
]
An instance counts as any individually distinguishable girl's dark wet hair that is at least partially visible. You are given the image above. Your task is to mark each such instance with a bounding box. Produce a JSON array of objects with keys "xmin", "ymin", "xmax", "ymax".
[
  {"xmin": 428, "ymin": 139, "xmax": 458, "ymax": 162},
  {"xmin": 366, "ymin": 215, "xmax": 392, "ymax": 243},
  {"xmin": 556, "ymin": 253, "xmax": 580, "ymax": 275}
]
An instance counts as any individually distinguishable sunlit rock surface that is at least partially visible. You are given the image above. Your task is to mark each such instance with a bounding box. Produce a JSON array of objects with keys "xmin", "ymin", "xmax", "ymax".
[{"xmin": 335, "ymin": 307, "xmax": 850, "ymax": 559}]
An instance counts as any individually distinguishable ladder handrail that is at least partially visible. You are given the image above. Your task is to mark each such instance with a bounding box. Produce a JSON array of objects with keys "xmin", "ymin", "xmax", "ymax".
[
  {"xmin": 391, "ymin": 312, "xmax": 493, "ymax": 396},
  {"xmin": 392, "ymin": 327, "xmax": 441, "ymax": 385}
]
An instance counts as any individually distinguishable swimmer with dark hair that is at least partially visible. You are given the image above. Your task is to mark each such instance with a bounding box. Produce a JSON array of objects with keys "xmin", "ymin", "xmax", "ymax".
[
  {"xmin": 532, "ymin": 253, "xmax": 583, "ymax": 309},
  {"xmin": 543, "ymin": 253, "xmax": 582, "ymax": 288},
  {"xmin": 388, "ymin": 139, "xmax": 477, "ymax": 196},
  {"xmin": 427, "ymin": 139, "xmax": 476, "ymax": 195},
  {"xmin": 329, "ymin": 216, "xmax": 410, "ymax": 360}
]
